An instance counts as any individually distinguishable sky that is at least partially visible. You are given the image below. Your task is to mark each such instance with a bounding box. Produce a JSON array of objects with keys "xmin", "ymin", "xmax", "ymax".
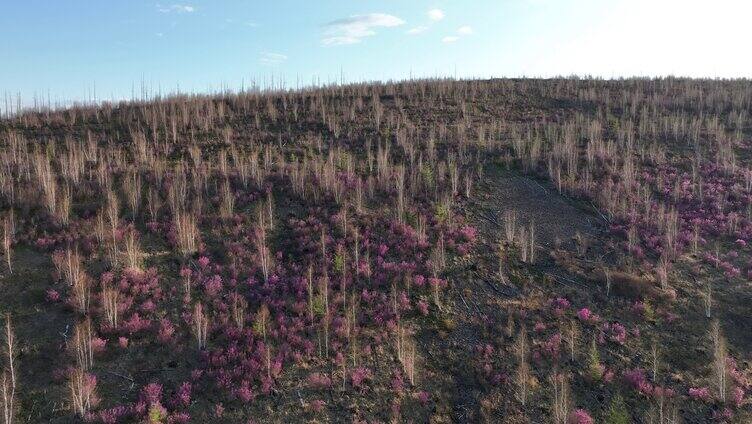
[{"xmin": 1, "ymin": 0, "xmax": 751, "ymax": 109}]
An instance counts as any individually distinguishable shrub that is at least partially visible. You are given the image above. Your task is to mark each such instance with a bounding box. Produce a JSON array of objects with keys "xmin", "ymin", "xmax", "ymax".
[
  {"xmin": 569, "ymin": 409, "xmax": 593, "ymax": 424},
  {"xmin": 604, "ymin": 394, "xmax": 630, "ymax": 424},
  {"xmin": 46, "ymin": 289, "xmax": 61, "ymax": 302},
  {"xmin": 623, "ymin": 368, "xmax": 652, "ymax": 395},
  {"xmin": 157, "ymin": 319, "xmax": 175, "ymax": 344},
  {"xmin": 91, "ymin": 337, "xmax": 107, "ymax": 354},
  {"xmin": 417, "ymin": 300, "xmax": 429, "ymax": 316},
  {"xmin": 307, "ymin": 373, "xmax": 332, "ymax": 389},
  {"xmin": 732, "ymin": 386, "xmax": 744, "ymax": 408},
  {"xmin": 141, "ymin": 382, "xmax": 163, "ymax": 405},
  {"xmin": 351, "ymin": 367, "xmax": 371, "ymax": 389},
  {"xmin": 175, "ymin": 382, "xmax": 191, "ymax": 407},
  {"xmin": 148, "ymin": 403, "xmax": 167, "ymax": 423},
  {"xmin": 414, "ymin": 391, "xmax": 430, "ymax": 406},
  {"xmin": 576, "ymin": 308, "xmax": 598, "ymax": 323},
  {"xmin": 586, "ymin": 339, "xmax": 604, "ymax": 381},
  {"xmin": 308, "ymin": 399, "xmax": 326, "ymax": 414},
  {"xmin": 688, "ymin": 386, "xmax": 711, "ymax": 402},
  {"xmin": 167, "ymin": 412, "xmax": 191, "ymax": 423}
]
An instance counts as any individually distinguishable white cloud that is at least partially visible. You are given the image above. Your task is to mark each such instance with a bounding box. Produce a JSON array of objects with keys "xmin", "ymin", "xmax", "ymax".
[
  {"xmin": 441, "ymin": 26, "xmax": 474, "ymax": 43},
  {"xmin": 223, "ymin": 18, "xmax": 258, "ymax": 28},
  {"xmin": 428, "ymin": 8, "xmax": 445, "ymax": 21},
  {"xmin": 406, "ymin": 9, "xmax": 446, "ymax": 37},
  {"xmin": 259, "ymin": 52, "xmax": 288, "ymax": 65},
  {"xmin": 322, "ymin": 13, "xmax": 405, "ymax": 46},
  {"xmin": 407, "ymin": 25, "xmax": 428, "ymax": 35},
  {"xmin": 157, "ymin": 4, "xmax": 195, "ymax": 13}
]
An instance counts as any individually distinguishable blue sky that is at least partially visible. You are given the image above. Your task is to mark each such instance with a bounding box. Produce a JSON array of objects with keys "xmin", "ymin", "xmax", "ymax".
[{"xmin": 1, "ymin": 0, "xmax": 750, "ymax": 108}]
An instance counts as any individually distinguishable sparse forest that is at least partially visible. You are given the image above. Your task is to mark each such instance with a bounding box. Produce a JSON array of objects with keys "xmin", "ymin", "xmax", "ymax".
[{"xmin": 0, "ymin": 77, "xmax": 751, "ymax": 423}]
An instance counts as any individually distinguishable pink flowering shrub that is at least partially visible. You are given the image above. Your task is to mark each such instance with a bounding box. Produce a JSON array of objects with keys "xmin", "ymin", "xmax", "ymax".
[
  {"xmin": 623, "ymin": 368, "xmax": 653, "ymax": 395},
  {"xmin": 417, "ymin": 300, "xmax": 429, "ymax": 316},
  {"xmin": 568, "ymin": 409, "xmax": 593, "ymax": 424},
  {"xmin": 602, "ymin": 322, "xmax": 627, "ymax": 345},
  {"xmin": 90, "ymin": 405, "xmax": 132, "ymax": 423},
  {"xmin": 577, "ymin": 308, "xmax": 599, "ymax": 323},
  {"xmin": 391, "ymin": 371, "xmax": 405, "ymax": 394},
  {"xmin": 235, "ymin": 381, "xmax": 255, "ymax": 403},
  {"xmin": 157, "ymin": 319, "xmax": 176, "ymax": 344},
  {"xmin": 174, "ymin": 382, "xmax": 191, "ymax": 407},
  {"xmin": 712, "ymin": 408, "xmax": 734, "ymax": 421},
  {"xmin": 141, "ymin": 382, "xmax": 163, "ymax": 406},
  {"xmin": 91, "ymin": 337, "xmax": 107, "ymax": 354},
  {"xmin": 123, "ymin": 313, "xmax": 152, "ymax": 334},
  {"xmin": 733, "ymin": 386, "xmax": 745, "ymax": 407},
  {"xmin": 46, "ymin": 289, "xmax": 61, "ymax": 302},
  {"xmin": 351, "ymin": 367, "xmax": 372, "ymax": 390},
  {"xmin": 308, "ymin": 373, "xmax": 332, "ymax": 389},
  {"xmin": 688, "ymin": 387, "xmax": 711, "ymax": 402},
  {"xmin": 308, "ymin": 399, "xmax": 326, "ymax": 414},
  {"xmin": 214, "ymin": 403, "xmax": 224, "ymax": 417},
  {"xmin": 549, "ymin": 297, "xmax": 570, "ymax": 317},
  {"xmin": 414, "ymin": 391, "xmax": 430, "ymax": 406},
  {"xmin": 541, "ymin": 333, "xmax": 562, "ymax": 362},
  {"xmin": 167, "ymin": 412, "xmax": 191, "ymax": 423},
  {"xmin": 576, "ymin": 308, "xmax": 590, "ymax": 321},
  {"xmin": 203, "ymin": 275, "xmax": 223, "ymax": 297}
]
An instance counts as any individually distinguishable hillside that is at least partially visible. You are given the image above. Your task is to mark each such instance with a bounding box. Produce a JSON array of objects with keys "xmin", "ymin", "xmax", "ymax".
[{"xmin": 0, "ymin": 78, "xmax": 751, "ymax": 423}]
